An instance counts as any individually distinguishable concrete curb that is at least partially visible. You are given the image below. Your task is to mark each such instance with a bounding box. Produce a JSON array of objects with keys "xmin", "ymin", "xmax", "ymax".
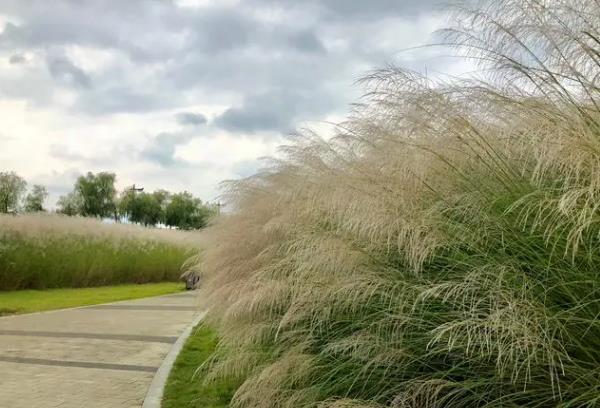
[{"xmin": 142, "ymin": 311, "xmax": 207, "ymax": 408}]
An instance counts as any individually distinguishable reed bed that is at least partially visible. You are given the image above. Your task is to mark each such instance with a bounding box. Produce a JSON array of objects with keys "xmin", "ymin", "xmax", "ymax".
[
  {"xmin": 0, "ymin": 213, "xmax": 196, "ymax": 290},
  {"xmin": 195, "ymin": 0, "xmax": 600, "ymax": 406}
]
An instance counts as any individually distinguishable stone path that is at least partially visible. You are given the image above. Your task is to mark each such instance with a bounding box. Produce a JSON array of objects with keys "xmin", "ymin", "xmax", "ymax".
[{"xmin": 0, "ymin": 291, "xmax": 200, "ymax": 408}]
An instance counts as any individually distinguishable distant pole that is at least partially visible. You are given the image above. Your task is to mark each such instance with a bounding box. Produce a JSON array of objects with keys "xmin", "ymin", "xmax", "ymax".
[{"xmin": 129, "ymin": 184, "xmax": 144, "ymax": 193}]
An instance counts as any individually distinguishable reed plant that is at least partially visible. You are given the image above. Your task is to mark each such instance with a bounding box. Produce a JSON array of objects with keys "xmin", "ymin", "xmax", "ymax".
[
  {"xmin": 0, "ymin": 213, "xmax": 196, "ymax": 290},
  {"xmin": 195, "ymin": 0, "xmax": 600, "ymax": 406}
]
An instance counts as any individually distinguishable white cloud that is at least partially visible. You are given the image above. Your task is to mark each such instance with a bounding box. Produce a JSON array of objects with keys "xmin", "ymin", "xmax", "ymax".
[
  {"xmin": 176, "ymin": 0, "xmax": 241, "ymax": 9},
  {"xmin": 176, "ymin": 132, "xmax": 281, "ymax": 165}
]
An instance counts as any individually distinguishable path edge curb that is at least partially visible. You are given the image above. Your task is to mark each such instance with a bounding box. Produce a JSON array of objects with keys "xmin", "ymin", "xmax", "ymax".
[{"xmin": 142, "ymin": 310, "xmax": 207, "ymax": 408}]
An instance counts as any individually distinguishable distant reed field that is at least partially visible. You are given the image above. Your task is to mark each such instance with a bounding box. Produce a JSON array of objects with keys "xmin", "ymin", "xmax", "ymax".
[
  {"xmin": 0, "ymin": 214, "xmax": 196, "ymax": 290},
  {"xmin": 194, "ymin": 0, "xmax": 600, "ymax": 406}
]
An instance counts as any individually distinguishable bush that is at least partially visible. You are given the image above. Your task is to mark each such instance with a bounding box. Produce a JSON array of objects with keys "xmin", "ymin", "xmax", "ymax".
[
  {"xmin": 195, "ymin": 1, "xmax": 600, "ymax": 406},
  {"xmin": 0, "ymin": 214, "xmax": 196, "ymax": 290}
]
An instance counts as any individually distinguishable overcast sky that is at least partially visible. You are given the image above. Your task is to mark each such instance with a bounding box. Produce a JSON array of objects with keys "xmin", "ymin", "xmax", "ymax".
[{"xmin": 0, "ymin": 0, "xmax": 467, "ymax": 207}]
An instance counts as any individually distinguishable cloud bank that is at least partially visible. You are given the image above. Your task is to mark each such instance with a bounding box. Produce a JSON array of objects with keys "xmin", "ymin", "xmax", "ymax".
[{"xmin": 0, "ymin": 0, "xmax": 463, "ymax": 207}]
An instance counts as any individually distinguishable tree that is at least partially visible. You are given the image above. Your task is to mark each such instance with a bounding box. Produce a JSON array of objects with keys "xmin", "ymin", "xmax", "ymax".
[
  {"xmin": 0, "ymin": 172, "xmax": 27, "ymax": 213},
  {"xmin": 151, "ymin": 189, "xmax": 171, "ymax": 225},
  {"xmin": 117, "ymin": 189, "xmax": 136, "ymax": 221},
  {"xmin": 118, "ymin": 189, "xmax": 166, "ymax": 226},
  {"xmin": 137, "ymin": 193, "xmax": 163, "ymax": 226},
  {"xmin": 152, "ymin": 190, "xmax": 170, "ymax": 211},
  {"xmin": 74, "ymin": 172, "xmax": 117, "ymax": 218},
  {"xmin": 56, "ymin": 192, "xmax": 83, "ymax": 216},
  {"xmin": 24, "ymin": 185, "xmax": 48, "ymax": 213},
  {"xmin": 165, "ymin": 191, "xmax": 214, "ymax": 230}
]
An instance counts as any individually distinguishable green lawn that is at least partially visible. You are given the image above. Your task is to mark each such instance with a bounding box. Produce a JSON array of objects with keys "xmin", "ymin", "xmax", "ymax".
[
  {"xmin": 0, "ymin": 282, "xmax": 184, "ymax": 316},
  {"xmin": 163, "ymin": 324, "xmax": 238, "ymax": 408}
]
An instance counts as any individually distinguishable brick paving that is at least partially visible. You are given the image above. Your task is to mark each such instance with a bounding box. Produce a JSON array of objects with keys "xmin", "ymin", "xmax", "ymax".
[{"xmin": 0, "ymin": 291, "xmax": 199, "ymax": 408}]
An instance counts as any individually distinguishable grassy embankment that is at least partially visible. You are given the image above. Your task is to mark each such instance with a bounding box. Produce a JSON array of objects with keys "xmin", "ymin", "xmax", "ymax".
[
  {"xmin": 0, "ymin": 282, "xmax": 184, "ymax": 316},
  {"xmin": 0, "ymin": 213, "xmax": 196, "ymax": 291},
  {"xmin": 162, "ymin": 324, "xmax": 238, "ymax": 408},
  {"xmin": 189, "ymin": 1, "xmax": 600, "ymax": 407}
]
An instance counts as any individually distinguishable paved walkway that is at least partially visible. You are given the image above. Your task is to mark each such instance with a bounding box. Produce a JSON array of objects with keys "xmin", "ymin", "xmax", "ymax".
[{"xmin": 0, "ymin": 291, "xmax": 200, "ymax": 408}]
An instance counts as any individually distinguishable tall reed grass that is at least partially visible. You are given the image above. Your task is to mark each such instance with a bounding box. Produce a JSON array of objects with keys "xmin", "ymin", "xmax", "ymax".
[
  {"xmin": 0, "ymin": 214, "xmax": 196, "ymax": 290},
  {"xmin": 195, "ymin": 0, "xmax": 600, "ymax": 406}
]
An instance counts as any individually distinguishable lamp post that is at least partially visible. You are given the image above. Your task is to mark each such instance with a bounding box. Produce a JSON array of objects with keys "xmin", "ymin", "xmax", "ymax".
[{"xmin": 129, "ymin": 184, "xmax": 144, "ymax": 193}]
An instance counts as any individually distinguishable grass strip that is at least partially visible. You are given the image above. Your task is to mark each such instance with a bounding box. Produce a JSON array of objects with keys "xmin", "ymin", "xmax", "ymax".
[
  {"xmin": 0, "ymin": 282, "xmax": 184, "ymax": 316},
  {"xmin": 162, "ymin": 324, "xmax": 237, "ymax": 408}
]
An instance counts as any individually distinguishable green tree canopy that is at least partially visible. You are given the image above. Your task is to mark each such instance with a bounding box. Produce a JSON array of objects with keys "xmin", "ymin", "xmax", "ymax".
[
  {"xmin": 74, "ymin": 172, "xmax": 117, "ymax": 218},
  {"xmin": 24, "ymin": 184, "xmax": 48, "ymax": 213},
  {"xmin": 118, "ymin": 189, "xmax": 168, "ymax": 227},
  {"xmin": 152, "ymin": 189, "xmax": 170, "ymax": 210},
  {"xmin": 55, "ymin": 172, "xmax": 215, "ymax": 229},
  {"xmin": 165, "ymin": 192, "xmax": 214, "ymax": 230},
  {"xmin": 56, "ymin": 192, "xmax": 83, "ymax": 216},
  {"xmin": 0, "ymin": 172, "xmax": 27, "ymax": 213}
]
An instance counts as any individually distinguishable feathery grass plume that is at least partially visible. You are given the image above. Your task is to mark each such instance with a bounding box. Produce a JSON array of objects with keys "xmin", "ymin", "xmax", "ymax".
[
  {"xmin": 0, "ymin": 213, "xmax": 197, "ymax": 290},
  {"xmin": 196, "ymin": 0, "xmax": 600, "ymax": 406}
]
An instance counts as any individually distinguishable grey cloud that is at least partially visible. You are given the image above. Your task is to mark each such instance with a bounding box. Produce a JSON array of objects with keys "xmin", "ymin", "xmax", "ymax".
[
  {"xmin": 9, "ymin": 53, "xmax": 26, "ymax": 64},
  {"xmin": 0, "ymin": 1, "xmax": 183, "ymax": 62},
  {"xmin": 0, "ymin": 19, "xmax": 115, "ymax": 52},
  {"xmin": 0, "ymin": 1, "xmax": 331, "ymax": 117},
  {"xmin": 76, "ymin": 87, "xmax": 169, "ymax": 115},
  {"xmin": 0, "ymin": 63, "xmax": 56, "ymax": 105},
  {"xmin": 250, "ymin": 0, "xmax": 443, "ymax": 19},
  {"xmin": 0, "ymin": 0, "xmax": 446, "ymax": 126},
  {"xmin": 286, "ymin": 30, "xmax": 325, "ymax": 54},
  {"xmin": 0, "ymin": 0, "xmax": 454, "ymax": 206},
  {"xmin": 322, "ymin": 0, "xmax": 443, "ymax": 18},
  {"xmin": 187, "ymin": 9, "xmax": 252, "ymax": 54},
  {"xmin": 176, "ymin": 112, "xmax": 207, "ymax": 126},
  {"xmin": 217, "ymin": 107, "xmax": 288, "ymax": 133},
  {"xmin": 0, "ymin": 2, "xmax": 323, "ymax": 63},
  {"xmin": 46, "ymin": 54, "xmax": 91, "ymax": 88},
  {"xmin": 186, "ymin": 9, "xmax": 326, "ymax": 55},
  {"xmin": 48, "ymin": 144, "xmax": 130, "ymax": 166},
  {"xmin": 49, "ymin": 145, "xmax": 87, "ymax": 162},
  {"xmin": 141, "ymin": 132, "xmax": 195, "ymax": 167},
  {"xmin": 215, "ymin": 88, "xmax": 336, "ymax": 133},
  {"xmin": 232, "ymin": 159, "xmax": 262, "ymax": 178}
]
